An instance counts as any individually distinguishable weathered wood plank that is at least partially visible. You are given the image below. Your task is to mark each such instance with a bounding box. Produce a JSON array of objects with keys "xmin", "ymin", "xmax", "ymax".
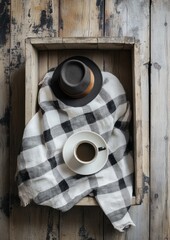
[
  {"xmin": 48, "ymin": 50, "xmax": 59, "ymax": 70},
  {"xmin": 9, "ymin": 1, "xmax": 59, "ymax": 240},
  {"xmin": 104, "ymin": 1, "xmax": 150, "ymax": 239},
  {"xmin": 38, "ymin": 51, "xmax": 48, "ymax": 82},
  {"xmin": 28, "ymin": 37, "xmax": 137, "ymax": 50},
  {"xmin": 133, "ymin": 42, "xmax": 143, "ymax": 204},
  {"xmin": 103, "ymin": 216, "xmax": 126, "ymax": 240},
  {"xmin": 59, "ymin": 0, "xmax": 104, "ymax": 37},
  {"xmin": 150, "ymin": 1, "xmax": 170, "ymax": 239},
  {"xmin": 22, "ymin": 0, "xmax": 58, "ymax": 38},
  {"xmin": 0, "ymin": 0, "xmax": 11, "ymax": 239},
  {"xmin": 25, "ymin": 40, "xmax": 39, "ymax": 124},
  {"xmin": 10, "ymin": 205, "xmax": 60, "ymax": 240},
  {"xmin": 83, "ymin": 207, "xmax": 103, "ymax": 240},
  {"xmin": 0, "ymin": 62, "xmax": 10, "ymax": 240},
  {"xmin": 60, "ymin": 207, "xmax": 103, "ymax": 240},
  {"xmin": 60, "ymin": 208, "xmax": 83, "ymax": 240}
]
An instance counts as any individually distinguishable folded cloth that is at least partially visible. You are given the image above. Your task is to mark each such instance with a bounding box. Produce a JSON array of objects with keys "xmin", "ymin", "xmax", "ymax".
[{"xmin": 16, "ymin": 71, "xmax": 135, "ymax": 232}]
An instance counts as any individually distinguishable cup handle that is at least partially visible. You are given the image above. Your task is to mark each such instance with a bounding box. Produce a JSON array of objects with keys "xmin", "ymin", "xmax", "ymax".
[{"xmin": 98, "ymin": 147, "xmax": 106, "ymax": 151}]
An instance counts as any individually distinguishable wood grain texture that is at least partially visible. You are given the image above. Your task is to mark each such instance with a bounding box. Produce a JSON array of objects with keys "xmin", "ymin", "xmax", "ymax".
[
  {"xmin": 11, "ymin": 205, "xmax": 60, "ymax": 240},
  {"xmin": 0, "ymin": 0, "xmax": 10, "ymax": 239},
  {"xmin": 60, "ymin": 207, "xmax": 103, "ymax": 240},
  {"xmin": 59, "ymin": 0, "xmax": 104, "ymax": 37},
  {"xmin": 9, "ymin": 1, "xmax": 59, "ymax": 240},
  {"xmin": 150, "ymin": 1, "xmax": 170, "ymax": 239},
  {"xmin": 104, "ymin": 1, "xmax": 150, "ymax": 239}
]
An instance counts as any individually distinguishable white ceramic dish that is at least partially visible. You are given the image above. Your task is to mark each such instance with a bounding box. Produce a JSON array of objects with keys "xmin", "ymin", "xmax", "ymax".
[{"xmin": 62, "ymin": 130, "xmax": 108, "ymax": 175}]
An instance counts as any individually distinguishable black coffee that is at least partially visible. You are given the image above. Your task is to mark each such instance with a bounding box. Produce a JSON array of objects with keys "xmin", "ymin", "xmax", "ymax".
[{"xmin": 76, "ymin": 142, "xmax": 96, "ymax": 162}]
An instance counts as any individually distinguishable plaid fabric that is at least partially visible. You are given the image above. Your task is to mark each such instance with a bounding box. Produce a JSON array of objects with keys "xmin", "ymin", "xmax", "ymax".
[{"xmin": 16, "ymin": 71, "xmax": 135, "ymax": 232}]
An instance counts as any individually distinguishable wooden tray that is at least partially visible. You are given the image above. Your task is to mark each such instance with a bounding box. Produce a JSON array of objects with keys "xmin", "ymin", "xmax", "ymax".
[{"xmin": 25, "ymin": 37, "xmax": 143, "ymax": 205}]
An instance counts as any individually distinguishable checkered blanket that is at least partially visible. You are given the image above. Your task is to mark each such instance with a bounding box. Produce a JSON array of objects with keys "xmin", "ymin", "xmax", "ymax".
[{"xmin": 16, "ymin": 71, "xmax": 135, "ymax": 232}]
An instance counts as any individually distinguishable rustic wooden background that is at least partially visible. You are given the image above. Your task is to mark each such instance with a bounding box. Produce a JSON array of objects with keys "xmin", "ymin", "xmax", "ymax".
[{"xmin": 0, "ymin": 0, "xmax": 169, "ymax": 239}]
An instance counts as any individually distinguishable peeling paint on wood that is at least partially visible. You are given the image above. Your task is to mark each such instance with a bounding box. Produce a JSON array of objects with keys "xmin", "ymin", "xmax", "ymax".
[
  {"xmin": 32, "ymin": 10, "xmax": 47, "ymax": 33},
  {"xmin": 0, "ymin": 106, "xmax": 10, "ymax": 127},
  {"xmin": 0, "ymin": 194, "xmax": 20, "ymax": 218},
  {"xmin": 96, "ymin": 0, "xmax": 104, "ymax": 31},
  {"xmin": 105, "ymin": 17, "xmax": 111, "ymax": 36},
  {"xmin": 0, "ymin": 0, "xmax": 10, "ymax": 47},
  {"xmin": 46, "ymin": 209, "xmax": 56, "ymax": 240},
  {"xmin": 10, "ymin": 42, "xmax": 24, "ymax": 71},
  {"xmin": 48, "ymin": 0, "xmax": 53, "ymax": 14},
  {"xmin": 143, "ymin": 173, "xmax": 149, "ymax": 195},
  {"xmin": 1, "ymin": 47, "xmax": 10, "ymax": 83},
  {"xmin": 79, "ymin": 226, "xmax": 95, "ymax": 240},
  {"xmin": 0, "ymin": 1, "xmax": 10, "ymax": 237},
  {"xmin": 0, "ymin": 194, "xmax": 10, "ymax": 217},
  {"xmin": 32, "ymin": 1, "xmax": 54, "ymax": 35}
]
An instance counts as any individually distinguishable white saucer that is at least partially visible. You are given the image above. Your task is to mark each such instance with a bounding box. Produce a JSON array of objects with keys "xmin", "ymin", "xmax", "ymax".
[{"xmin": 62, "ymin": 131, "xmax": 108, "ymax": 175}]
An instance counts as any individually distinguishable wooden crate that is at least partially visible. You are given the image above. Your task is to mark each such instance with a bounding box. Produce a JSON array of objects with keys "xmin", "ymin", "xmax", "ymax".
[{"xmin": 25, "ymin": 37, "xmax": 143, "ymax": 206}]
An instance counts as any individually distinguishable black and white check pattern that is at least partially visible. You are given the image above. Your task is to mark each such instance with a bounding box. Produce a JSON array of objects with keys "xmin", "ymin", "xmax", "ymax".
[{"xmin": 16, "ymin": 71, "xmax": 135, "ymax": 232}]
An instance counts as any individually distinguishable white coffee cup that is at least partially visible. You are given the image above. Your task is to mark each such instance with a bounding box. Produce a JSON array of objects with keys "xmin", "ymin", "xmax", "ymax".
[{"xmin": 74, "ymin": 140, "xmax": 106, "ymax": 165}]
